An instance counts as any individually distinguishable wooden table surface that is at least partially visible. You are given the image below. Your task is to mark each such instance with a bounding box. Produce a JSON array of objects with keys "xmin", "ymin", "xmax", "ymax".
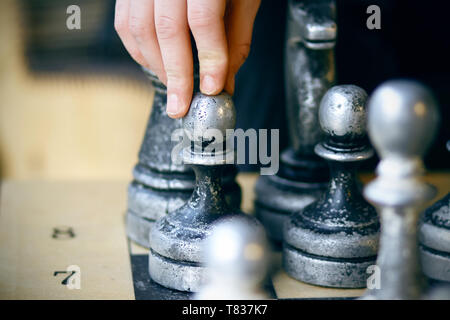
[{"xmin": 0, "ymin": 172, "xmax": 448, "ymax": 299}]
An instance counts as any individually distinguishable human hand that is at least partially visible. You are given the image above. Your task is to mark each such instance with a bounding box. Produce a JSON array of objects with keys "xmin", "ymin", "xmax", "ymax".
[{"xmin": 115, "ymin": 0, "xmax": 261, "ymax": 118}]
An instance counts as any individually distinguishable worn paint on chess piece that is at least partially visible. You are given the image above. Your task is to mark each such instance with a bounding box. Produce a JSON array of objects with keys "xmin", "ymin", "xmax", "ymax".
[
  {"xmin": 254, "ymin": 0, "xmax": 336, "ymax": 243},
  {"xmin": 420, "ymin": 193, "xmax": 450, "ymax": 283},
  {"xmin": 283, "ymin": 85, "xmax": 379, "ymax": 288},
  {"xmin": 148, "ymin": 92, "xmax": 261, "ymax": 292},
  {"xmin": 126, "ymin": 68, "xmax": 241, "ymax": 248}
]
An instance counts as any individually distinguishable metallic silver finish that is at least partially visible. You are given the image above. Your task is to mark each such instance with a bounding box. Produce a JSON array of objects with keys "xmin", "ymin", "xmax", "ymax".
[
  {"xmin": 283, "ymin": 85, "xmax": 379, "ymax": 288},
  {"xmin": 288, "ymin": 0, "xmax": 337, "ymax": 50},
  {"xmin": 195, "ymin": 216, "xmax": 270, "ymax": 299},
  {"xmin": 283, "ymin": 246, "xmax": 374, "ymax": 288},
  {"xmin": 183, "ymin": 93, "xmax": 236, "ymax": 147},
  {"xmin": 314, "ymin": 143, "xmax": 374, "ymax": 163},
  {"xmin": 420, "ymin": 248, "xmax": 450, "ymax": 283},
  {"xmin": 126, "ymin": 69, "xmax": 241, "ymax": 248},
  {"xmin": 286, "ymin": 0, "xmax": 336, "ymax": 155},
  {"xmin": 182, "ymin": 92, "xmax": 236, "ymax": 166},
  {"xmin": 255, "ymin": 0, "xmax": 336, "ymax": 242},
  {"xmin": 319, "ymin": 85, "xmax": 367, "ymax": 139},
  {"xmin": 419, "ymin": 193, "xmax": 450, "ymax": 282},
  {"xmin": 367, "ymin": 81, "xmax": 439, "ymax": 161},
  {"xmin": 363, "ymin": 80, "xmax": 439, "ymax": 299},
  {"xmin": 148, "ymin": 93, "xmax": 258, "ymax": 292},
  {"xmin": 284, "ymin": 218, "xmax": 378, "ymax": 259},
  {"xmin": 149, "ymin": 250, "xmax": 206, "ymax": 292}
]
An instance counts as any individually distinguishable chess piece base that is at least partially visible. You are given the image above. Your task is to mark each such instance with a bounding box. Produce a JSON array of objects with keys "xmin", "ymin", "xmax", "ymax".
[
  {"xmin": 283, "ymin": 213, "xmax": 378, "ymax": 288},
  {"xmin": 126, "ymin": 179, "xmax": 241, "ymax": 248},
  {"xmin": 420, "ymin": 246, "xmax": 450, "ymax": 282},
  {"xmin": 283, "ymin": 244, "xmax": 374, "ymax": 288},
  {"xmin": 148, "ymin": 196, "xmax": 253, "ymax": 292},
  {"xmin": 149, "ymin": 212, "xmax": 257, "ymax": 292},
  {"xmin": 419, "ymin": 193, "xmax": 450, "ymax": 282},
  {"xmin": 126, "ymin": 212, "xmax": 155, "ymax": 248},
  {"xmin": 149, "ymin": 249, "xmax": 206, "ymax": 292}
]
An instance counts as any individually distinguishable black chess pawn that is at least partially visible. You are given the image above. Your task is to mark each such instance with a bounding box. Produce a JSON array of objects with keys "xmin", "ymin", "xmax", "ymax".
[
  {"xmin": 254, "ymin": 0, "xmax": 336, "ymax": 243},
  {"xmin": 420, "ymin": 193, "xmax": 450, "ymax": 283},
  {"xmin": 363, "ymin": 80, "xmax": 441, "ymax": 299},
  {"xmin": 148, "ymin": 92, "xmax": 260, "ymax": 292},
  {"xmin": 283, "ymin": 85, "xmax": 379, "ymax": 288},
  {"xmin": 126, "ymin": 69, "xmax": 241, "ymax": 248}
]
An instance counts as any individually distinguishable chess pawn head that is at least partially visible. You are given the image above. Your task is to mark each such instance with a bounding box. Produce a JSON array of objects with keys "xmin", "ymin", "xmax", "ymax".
[
  {"xmin": 204, "ymin": 217, "xmax": 269, "ymax": 290},
  {"xmin": 318, "ymin": 84, "xmax": 368, "ymax": 151},
  {"xmin": 365, "ymin": 80, "xmax": 439, "ymax": 206},
  {"xmin": 182, "ymin": 92, "xmax": 236, "ymax": 165},
  {"xmin": 367, "ymin": 80, "xmax": 439, "ymax": 161}
]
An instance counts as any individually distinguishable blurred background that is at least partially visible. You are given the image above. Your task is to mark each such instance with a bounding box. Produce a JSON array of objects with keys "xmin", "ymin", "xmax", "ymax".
[
  {"xmin": 0, "ymin": 0, "xmax": 150, "ymax": 180},
  {"xmin": 0, "ymin": 0, "xmax": 448, "ymax": 181}
]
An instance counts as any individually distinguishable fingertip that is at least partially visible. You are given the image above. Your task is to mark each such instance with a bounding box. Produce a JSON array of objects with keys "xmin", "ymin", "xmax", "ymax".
[
  {"xmin": 166, "ymin": 92, "xmax": 191, "ymax": 118},
  {"xmin": 200, "ymin": 74, "xmax": 222, "ymax": 95}
]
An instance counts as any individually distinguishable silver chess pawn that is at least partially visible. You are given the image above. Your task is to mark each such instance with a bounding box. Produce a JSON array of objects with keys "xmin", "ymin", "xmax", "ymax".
[
  {"xmin": 363, "ymin": 80, "xmax": 440, "ymax": 299},
  {"xmin": 148, "ymin": 92, "xmax": 260, "ymax": 292},
  {"xmin": 126, "ymin": 68, "xmax": 241, "ymax": 248},
  {"xmin": 254, "ymin": 0, "xmax": 336, "ymax": 243},
  {"xmin": 195, "ymin": 216, "xmax": 270, "ymax": 300},
  {"xmin": 283, "ymin": 85, "xmax": 379, "ymax": 288}
]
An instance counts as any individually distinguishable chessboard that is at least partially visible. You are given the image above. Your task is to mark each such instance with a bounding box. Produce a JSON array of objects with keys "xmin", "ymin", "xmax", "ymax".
[{"xmin": 0, "ymin": 172, "xmax": 448, "ymax": 300}]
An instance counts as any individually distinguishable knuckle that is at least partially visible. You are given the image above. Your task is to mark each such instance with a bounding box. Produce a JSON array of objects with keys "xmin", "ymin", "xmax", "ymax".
[
  {"xmin": 199, "ymin": 50, "xmax": 228, "ymax": 68},
  {"xmin": 188, "ymin": 5, "xmax": 219, "ymax": 29},
  {"xmin": 166, "ymin": 70, "xmax": 190, "ymax": 88},
  {"xmin": 155, "ymin": 15, "xmax": 180, "ymax": 40},
  {"xmin": 128, "ymin": 16, "xmax": 149, "ymax": 39}
]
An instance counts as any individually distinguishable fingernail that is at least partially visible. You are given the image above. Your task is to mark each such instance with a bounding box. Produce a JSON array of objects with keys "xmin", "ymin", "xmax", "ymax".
[
  {"xmin": 201, "ymin": 75, "xmax": 217, "ymax": 95},
  {"xmin": 167, "ymin": 94, "xmax": 180, "ymax": 116}
]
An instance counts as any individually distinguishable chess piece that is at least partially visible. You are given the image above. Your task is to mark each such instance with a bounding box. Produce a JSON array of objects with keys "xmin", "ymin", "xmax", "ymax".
[
  {"xmin": 363, "ymin": 80, "xmax": 439, "ymax": 299},
  {"xmin": 254, "ymin": 0, "xmax": 336, "ymax": 243},
  {"xmin": 126, "ymin": 68, "xmax": 241, "ymax": 248},
  {"xmin": 149, "ymin": 92, "xmax": 259, "ymax": 292},
  {"xmin": 195, "ymin": 216, "xmax": 270, "ymax": 300},
  {"xmin": 283, "ymin": 85, "xmax": 379, "ymax": 288},
  {"xmin": 420, "ymin": 193, "xmax": 450, "ymax": 282}
]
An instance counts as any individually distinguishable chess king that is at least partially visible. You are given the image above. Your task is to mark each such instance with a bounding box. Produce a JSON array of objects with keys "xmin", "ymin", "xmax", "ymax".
[{"xmin": 254, "ymin": 0, "xmax": 336, "ymax": 243}]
